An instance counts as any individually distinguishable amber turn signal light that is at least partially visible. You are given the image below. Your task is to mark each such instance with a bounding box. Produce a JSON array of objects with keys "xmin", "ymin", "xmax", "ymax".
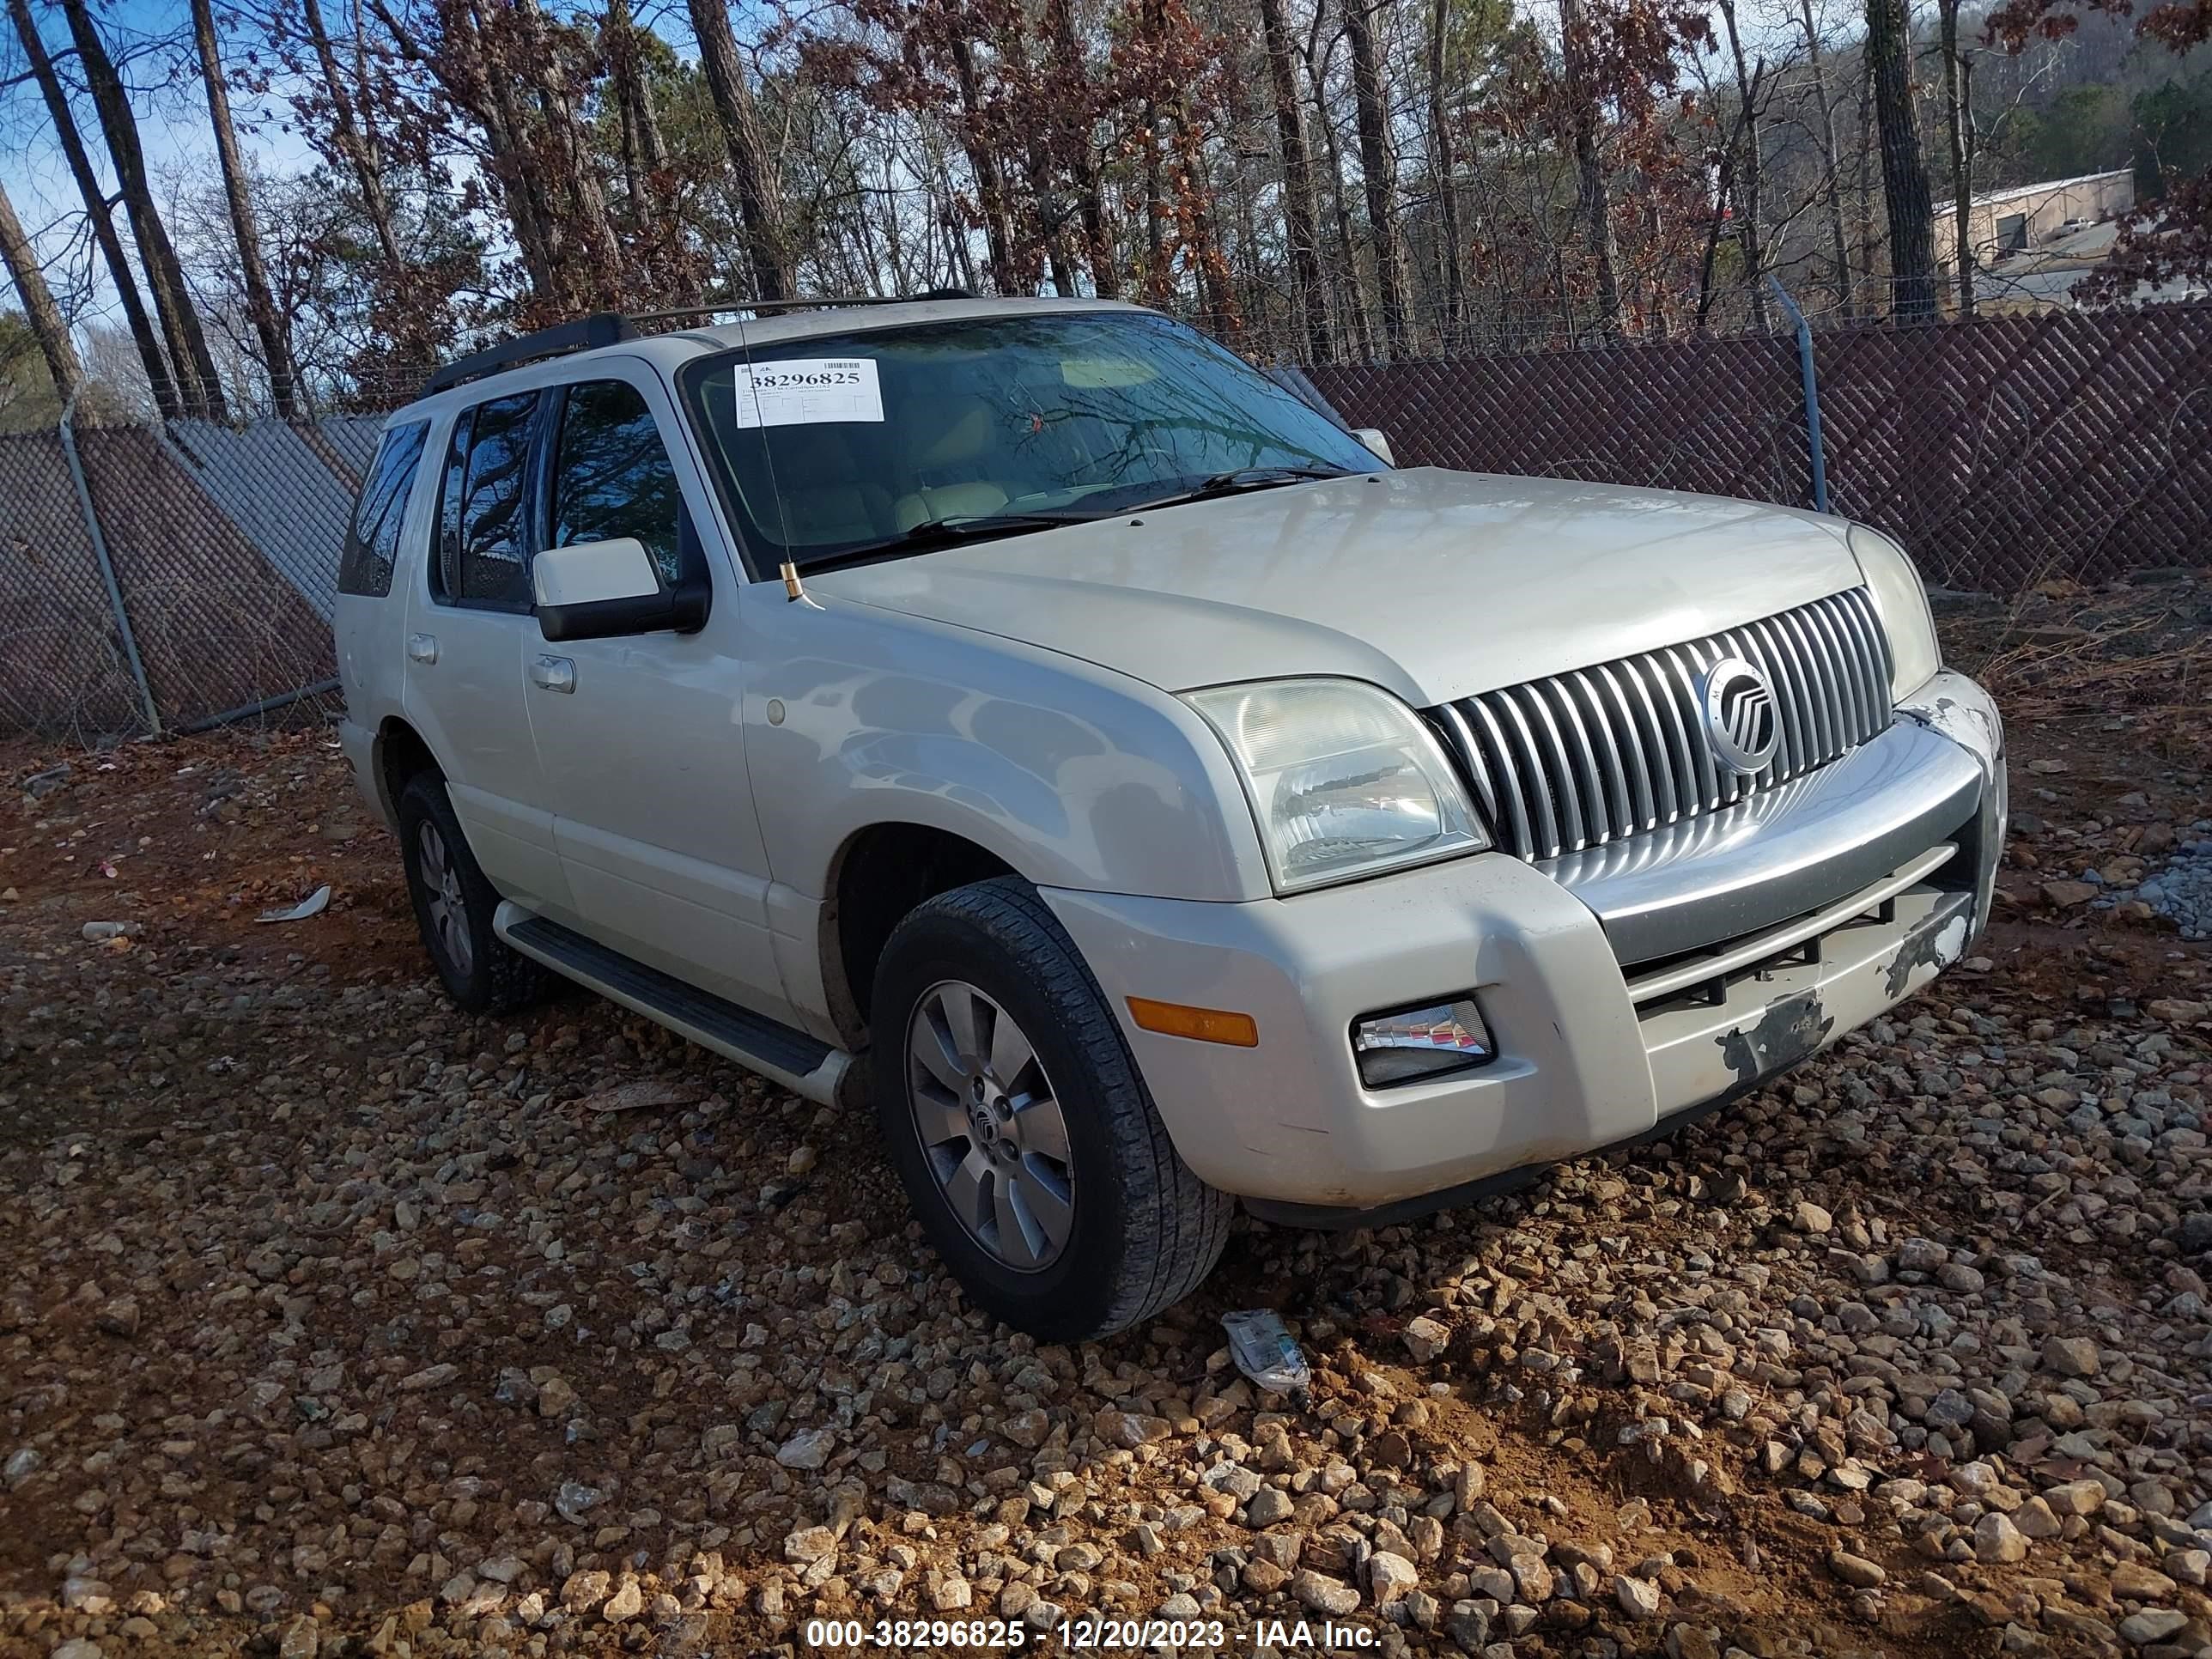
[{"xmin": 1126, "ymin": 996, "xmax": 1259, "ymax": 1047}]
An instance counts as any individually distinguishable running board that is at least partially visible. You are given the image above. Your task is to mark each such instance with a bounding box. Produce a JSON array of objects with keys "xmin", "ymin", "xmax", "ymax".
[{"xmin": 494, "ymin": 903, "xmax": 854, "ymax": 1106}]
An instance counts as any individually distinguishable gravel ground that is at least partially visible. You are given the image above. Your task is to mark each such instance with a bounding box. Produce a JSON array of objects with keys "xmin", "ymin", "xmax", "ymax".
[{"xmin": 3, "ymin": 584, "xmax": 2211, "ymax": 1659}]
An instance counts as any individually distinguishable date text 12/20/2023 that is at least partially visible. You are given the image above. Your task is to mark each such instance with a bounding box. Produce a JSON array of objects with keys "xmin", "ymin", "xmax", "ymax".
[{"xmin": 800, "ymin": 1615, "xmax": 1382, "ymax": 1650}]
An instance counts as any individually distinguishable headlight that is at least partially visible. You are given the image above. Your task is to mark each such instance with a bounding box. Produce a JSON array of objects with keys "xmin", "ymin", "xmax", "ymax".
[
  {"xmin": 1848, "ymin": 525, "xmax": 1941, "ymax": 700},
  {"xmin": 1187, "ymin": 678, "xmax": 1486, "ymax": 893}
]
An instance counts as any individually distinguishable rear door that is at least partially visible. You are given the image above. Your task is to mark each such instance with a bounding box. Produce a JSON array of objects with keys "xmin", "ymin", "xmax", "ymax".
[
  {"xmin": 400, "ymin": 393, "xmax": 571, "ymax": 912},
  {"xmin": 523, "ymin": 367, "xmax": 793, "ymax": 1024}
]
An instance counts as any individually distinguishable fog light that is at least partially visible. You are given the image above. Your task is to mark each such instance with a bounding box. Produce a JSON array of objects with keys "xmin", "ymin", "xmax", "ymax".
[{"xmin": 1353, "ymin": 996, "xmax": 1492, "ymax": 1087}]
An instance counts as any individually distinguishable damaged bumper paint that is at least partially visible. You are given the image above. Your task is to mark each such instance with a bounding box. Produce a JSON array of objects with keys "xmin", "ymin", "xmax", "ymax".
[{"xmin": 1043, "ymin": 669, "xmax": 2005, "ymax": 1219}]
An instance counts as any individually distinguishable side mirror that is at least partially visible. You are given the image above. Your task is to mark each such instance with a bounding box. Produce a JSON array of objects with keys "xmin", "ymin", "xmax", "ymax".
[
  {"xmin": 534, "ymin": 538, "xmax": 706, "ymax": 641},
  {"xmin": 1352, "ymin": 427, "xmax": 1395, "ymax": 466}
]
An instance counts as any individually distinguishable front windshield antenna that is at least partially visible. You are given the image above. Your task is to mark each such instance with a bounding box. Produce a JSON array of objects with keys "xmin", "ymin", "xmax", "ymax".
[{"xmin": 732, "ymin": 306, "xmax": 821, "ymax": 607}]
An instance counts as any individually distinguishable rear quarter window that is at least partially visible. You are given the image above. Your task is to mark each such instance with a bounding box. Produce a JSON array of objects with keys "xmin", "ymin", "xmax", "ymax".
[{"xmin": 338, "ymin": 419, "xmax": 432, "ymax": 598}]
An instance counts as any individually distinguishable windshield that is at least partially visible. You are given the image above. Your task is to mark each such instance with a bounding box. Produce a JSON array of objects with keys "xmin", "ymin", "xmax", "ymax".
[{"xmin": 677, "ymin": 310, "xmax": 1380, "ymax": 569}]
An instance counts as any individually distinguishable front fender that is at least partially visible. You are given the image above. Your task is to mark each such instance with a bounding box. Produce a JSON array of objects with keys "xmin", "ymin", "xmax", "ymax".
[{"xmin": 741, "ymin": 592, "xmax": 1272, "ymax": 902}]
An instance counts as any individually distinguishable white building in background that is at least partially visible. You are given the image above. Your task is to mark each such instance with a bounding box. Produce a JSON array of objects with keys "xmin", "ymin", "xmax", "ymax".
[
  {"xmin": 1933, "ymin": 169, "xmax": 2136, "ymax": 271},
  {"xmin": 1932, "ymin": 168, "xmax": 2208, "ymax": 308}
]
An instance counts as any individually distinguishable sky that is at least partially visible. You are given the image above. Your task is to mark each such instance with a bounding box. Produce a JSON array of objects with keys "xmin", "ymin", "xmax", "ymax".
[{"xmin": 3, "ymin": 0, "xmax": 324, "ymax": 337}]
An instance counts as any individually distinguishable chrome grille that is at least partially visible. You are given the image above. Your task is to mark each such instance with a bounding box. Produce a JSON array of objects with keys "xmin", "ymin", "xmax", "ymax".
[{"xmin": 1430, "ymin": 588, "xmax": 1894, "ymax": 861}]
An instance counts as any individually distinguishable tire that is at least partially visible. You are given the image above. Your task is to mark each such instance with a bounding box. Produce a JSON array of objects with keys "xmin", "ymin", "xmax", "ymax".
[
  {"xmin": 397, "ymin": 772, "xmax": 550, "ymax": 1016},
  {"xmin": 871, "ymin": 876, "xmax": 1232, "ymax": 1340}
]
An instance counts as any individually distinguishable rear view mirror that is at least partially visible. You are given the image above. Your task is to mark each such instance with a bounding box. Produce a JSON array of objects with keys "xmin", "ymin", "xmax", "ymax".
[
  {"xmin": 534, "ymin": 538, "xmax": 705, "ymax": 641},
  {"xmin": 1352, "ymin": 428, "xmax": 1395, "ymax": 466}
]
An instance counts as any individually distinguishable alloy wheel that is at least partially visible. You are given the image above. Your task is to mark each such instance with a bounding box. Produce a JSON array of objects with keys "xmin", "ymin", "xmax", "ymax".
[
  {"xmin": 416, "ymin": 819, "xmax": 473, "ymax": 978},
  {"xmin": 905, "ymin": 979, "xmax": 1074, "ymax": 1271}
]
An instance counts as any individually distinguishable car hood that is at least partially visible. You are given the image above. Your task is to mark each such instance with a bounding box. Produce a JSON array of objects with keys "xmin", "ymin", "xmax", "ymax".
[{"xmin": 808, "ymin": 467, "xmax": 1865, "ymax": 707}]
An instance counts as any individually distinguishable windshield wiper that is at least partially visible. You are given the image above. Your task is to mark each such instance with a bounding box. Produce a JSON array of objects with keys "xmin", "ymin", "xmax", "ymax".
[
  {"xmin": 798, "ymin": 511, "xmax": 1096, "ymax": 571},
  {"xmin": 1124, "ymin": 465, "xmax": 1352, "ymax": 514}
]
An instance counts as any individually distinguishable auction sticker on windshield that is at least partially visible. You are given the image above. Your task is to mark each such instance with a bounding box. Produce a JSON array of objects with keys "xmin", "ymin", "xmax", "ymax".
[{"xmin": 732, "ymin": 357, "xmax": 884, "ymax": 427}]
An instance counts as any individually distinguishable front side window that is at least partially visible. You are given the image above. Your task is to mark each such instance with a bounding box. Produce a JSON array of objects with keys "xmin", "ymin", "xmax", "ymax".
[
  {"xmin": 339, "ymin": 418, "xmax": 430, "ymax": 597},
  {"xmin": 551, "ymin": 380, "xmax": 683, "ymax": 586},
  {"xmin": 678, "ymin": 311, "xmax": 1377, "ymax": 570},
  {"xmin": 434, "ymin": 391, "xmax": 538, "ymax": 607}
]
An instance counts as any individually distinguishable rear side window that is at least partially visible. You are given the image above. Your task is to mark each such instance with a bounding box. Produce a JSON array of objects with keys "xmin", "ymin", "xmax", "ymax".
[
  {"xmin": 338, "ymin": 420, "xmax": 429, "ymax": 598},
  {"xmin": 434, "ymin": 391, "xmax": 538, "ymax": 608},
  {"xmin": 551, "ymin": 380, "xmax": 682, "ymax": 586}
]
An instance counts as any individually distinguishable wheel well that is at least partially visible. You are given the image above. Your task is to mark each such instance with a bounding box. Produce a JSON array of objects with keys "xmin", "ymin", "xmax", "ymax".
[
  {"xmin": 376, "ymin": 719, "xmax": 441, "ymax": 818},
  {"xmin": 827, "ymin": 824, "xmax": 1015, "ymax": 1040}
]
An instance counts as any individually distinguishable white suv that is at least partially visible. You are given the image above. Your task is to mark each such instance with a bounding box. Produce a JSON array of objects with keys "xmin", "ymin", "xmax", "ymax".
[{"xmin": 336, "ymin": 295, "xmax": 2005, "ymax": 1340}]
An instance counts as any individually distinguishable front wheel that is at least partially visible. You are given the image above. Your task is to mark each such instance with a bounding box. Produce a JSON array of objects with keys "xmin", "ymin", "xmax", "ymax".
[{"xmin": 871, "ymin": 877, "xmax": 1231, "ymax": 1340}]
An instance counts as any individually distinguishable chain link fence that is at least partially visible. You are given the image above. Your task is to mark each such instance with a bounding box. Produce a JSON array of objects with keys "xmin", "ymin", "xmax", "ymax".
[
  {"xmin": 3, "ymin": 283, "xmax": 2207, "ymax": 745},
  {"xmin": 0, "ymin": 412, "xmax": 383, "ymax": 747}
]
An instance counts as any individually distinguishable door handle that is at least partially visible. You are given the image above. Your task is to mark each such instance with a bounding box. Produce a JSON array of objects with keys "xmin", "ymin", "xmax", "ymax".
[
  {"xmin": 406, "ymin": 633, "xmax": 438, "ymax": 665},
  {"xmin": 530, "ymin": 655, "xmax": 577, "ymax": 694}
]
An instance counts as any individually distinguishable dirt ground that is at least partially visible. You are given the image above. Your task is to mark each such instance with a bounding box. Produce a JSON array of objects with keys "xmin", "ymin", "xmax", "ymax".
[{"xmin": 2, "ymin": 579, "xmax": 2209, "ymax": 1659}]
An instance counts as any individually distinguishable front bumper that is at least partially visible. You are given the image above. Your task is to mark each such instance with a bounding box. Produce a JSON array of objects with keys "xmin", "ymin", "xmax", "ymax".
[{"xmin": 1044, "ymin": 670, "xmax": 2004, "ymax": 1216}]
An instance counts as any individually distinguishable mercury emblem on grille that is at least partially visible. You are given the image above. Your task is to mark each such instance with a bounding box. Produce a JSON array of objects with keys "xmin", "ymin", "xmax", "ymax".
[{"xmin": 1698, "ymin": 656, "xmax": 1779, "ymax": 775}]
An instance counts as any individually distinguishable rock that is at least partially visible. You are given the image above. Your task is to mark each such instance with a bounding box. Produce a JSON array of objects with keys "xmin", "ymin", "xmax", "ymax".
[
  {"xmin": 1445, "ymin": 1602, "xmax": 1491, "ymax": 1651},
  {"xmin": 1402, "ymin": 1316, "xmax": 1451, "ymax": 1362},
  {"xmin": 1615, "ymin": 1574, "xmax": 1663, "ymax": 1620},
  {"xmin": 2117, "ymin": 1609, "xmax": 2187, "ymax": 1646},
  {"xmin": 775, "ymin": 1427, "xmax": 835, "ymax": 1470},
  {"xmin": 601, "ymin": 1578, "xmax": 642, "ymax": 1624},
  {"xmin": 784, "ymin": 1527, "xmax": 837, "ymax": 1565},
  {"xmin": 1829, "ymin": 1551, "xmax": 1887, "ymax": 1589},
  {"xmin": 2042, "ymin": 1335, "xmax": 2101, "ymax": 1376},
  {"xmin": 1369, "ymin": 1552, "xmax": 1418, "ymax": 1605},
  {"xmin": 51, "ymin": 1643, "xmax": 103, "ymax": 1659},
  {"xmin": 930, "ymin": 1577, "xmax": 973, "ymax": 1612},
  {"xmin": 1974, "ymin": 1512, "xmax": 2028, "ymax": 1565},
  {"xmin": 93, "ymin": 1296, "xmax": 139, "ymax": 1335},
  {"xmin": 536, "ymin": 1375, "xmax": 578, "ymax": 1418},
  {"xmin": 1793, "ymin": 1200, "xmax": 1833, "ymax": 1234},
  {"xmin": 1246, "ymin": 1487, "xmax": 1294, "ymax": 1528},
  {"xmin": 1292, "ymin": 1570, "xmax": 1362, "ymax": 1616},
  {"xmin": 3, "ymin": 1447, "xmax": 40, "ymax": 1488},
  {"xmin": 2039, "ymin": 879, "xmax": 2098, "ymax": 908},
  {"xmin": 1095, "ymin": 1408, "xmax": 1171, "ymax": 1448},
  {"xmin": 2044, "ymin": 1478, "xmax": 2106, "ymax": 1517},
  {"xmin": 561, "ymin": 1571, "xmax": 611, "ymax": 1612},
  {"xmin": 553, "ymin": 1481, "xmax": 603, "ymax": 1524},
  {"xmin": 399, "ymin": 1363, "xmax": 457, "ymax": 1391},
  {"xmin": 2110, "ymin": 1562, "xmax": 2176, "ymax": 1601}
]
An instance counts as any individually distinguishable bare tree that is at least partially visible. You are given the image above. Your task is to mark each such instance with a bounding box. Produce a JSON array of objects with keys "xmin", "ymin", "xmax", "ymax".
[
  {"xmin": 56, "ymin": 0, "xmax": 228, "ymax": 416},
  {"xmin": 1559, "ymin": 0, "xmax": 1623, "ymax": 331},
  {"xmin": 295, "ymin": 0, "xmax": 403, "ymax": 274},
  {"xmin": 1864, "ymin": 0, "xmax": 1939, "ymax": 318},
  {"xmin": 0, "ymin": 176, "xmax": 84, "ymax": 404},
  {"xmin": 1259, "ymin": 0, "xmax": 1328, "ymax": 356},
  {"xmin": 1425, "ymin": 0, "xmax": 1466, "ymax": 343},
  {"xmin": 1715, "ymin": 0, "xmax": 1770, "ymax": 329},
  {"xmin": 1938, "ymin": 0, "xmax": 1975, "ymax": 313},
  {"xmin": 1044, "ymin": 0, "xmax": 1119, "ymax": 295},
  {"xmin": 7, "ymin": 0, "xmax": 179, "ymax": 416},
  {"xmin": 1340, "ymin": 0, "xmax": 1409, "ymax": 353},
  {"xmin": 687, "ymin": 0, "xmax": 794, "ymax": 301},
  {"xmin": 191, "ymin": 0, "xmax": 299, "ymax": 416},
  {"xmin": 1797, "ymin": 0, "xmax": 1857, "ymax": 317}
]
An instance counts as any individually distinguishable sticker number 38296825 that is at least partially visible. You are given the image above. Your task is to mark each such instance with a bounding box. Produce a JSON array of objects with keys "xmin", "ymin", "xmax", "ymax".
[{"xmin": 731, "ymin": 358, "xmax": 884, "ymax": 428}]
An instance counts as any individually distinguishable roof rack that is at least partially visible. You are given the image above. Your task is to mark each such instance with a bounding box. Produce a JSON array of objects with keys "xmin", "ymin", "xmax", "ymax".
[
  {"xmin": 418, "ymin": 312, "xmax": 635, "ymax": 398},
  {"xmin": 415, "ymin": 289, "xmax": 996, "ymax": 398},
  {"xmin": 628, "ymin": 289, "xmax": 975, "ymax": 324}
]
